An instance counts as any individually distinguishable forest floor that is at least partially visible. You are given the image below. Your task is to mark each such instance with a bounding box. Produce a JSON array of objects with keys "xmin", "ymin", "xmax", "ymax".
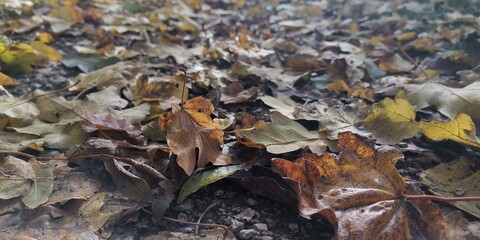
[{"xmin": 1, "ymin": 0, "xmax": 480, "ymax": 239}]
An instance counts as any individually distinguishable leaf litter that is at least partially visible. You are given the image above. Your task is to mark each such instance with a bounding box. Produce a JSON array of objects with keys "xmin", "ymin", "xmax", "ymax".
[{"xmin": 1, "ymin": 0, "xmax": 480, "ymax": 239}]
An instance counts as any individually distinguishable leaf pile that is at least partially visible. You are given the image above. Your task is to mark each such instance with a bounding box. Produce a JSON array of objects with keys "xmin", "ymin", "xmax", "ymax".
[{"xmin": 1, "ymin": 0, "xmax": 480, "ymax": 239}]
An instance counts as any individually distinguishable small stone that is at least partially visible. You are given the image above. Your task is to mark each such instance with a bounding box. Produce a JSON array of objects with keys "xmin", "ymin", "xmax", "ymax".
[
  {"xmin": 177, "ymin": 212, "xmax": 188, "ymax": 221},
  {"xmin": 174, "ymin": 198, "xmax": 194, "ymax": 211},
  {"xmin": 232, "ymin": 207, "xmax": 242, "ymax": 213},
  {"xmin": 237, "ymin": 229, "xmax": 258, "ymax": 239},
  {"xmin": 215, "ymin": 189, "xmax": 225, "ymax": 197},
  {"xmin": 253, "ymin": 223, "xmax": 268, "ymax": 232},
  {"xmin": 453, "ymin": 188, "xmax": 466, "ymax": 197},
  {"xmin": 246, "ymin": 198, "xmax": 257, "ymax": 206},
  {"xmin": 288, "ymin": 223, "xmax": 299, "ymax": 233},
  {"xmin": 265, "ymin": 218, "xmax": 277, "ymax": 228},
  {"xmin": 235, "ymin": 208, "xmax": 257, "ymax": 222},
  {"xmin": 230, "ymin": 219, "xmax": 244, "ymax": 233},
  {"xmin": 260, "ymin": 236, "xmax": 273, "ymax": 240},
  {"xmin": 226, "ymin": 191, "xmax": 236, "ymax": 198}
]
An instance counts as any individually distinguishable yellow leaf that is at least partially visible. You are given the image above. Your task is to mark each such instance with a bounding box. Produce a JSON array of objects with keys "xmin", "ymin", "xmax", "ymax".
[
  {"xmin": 0, "ymin": 72, "xmax": 16, "ymax": 86},
  {"xmin": 364, "ymin": 98, "xmax": 418, "ymax": 144},
  {"xmin": 36, "ymin": 32, "xmax": 55, "ymax": 44},
  {"xmin": 31, "ymin": 41, "xmax": 62, "ymax": 61},
  {"xmin": 419, "ymin": 113, "xmax": 480, "ymax": 148}
]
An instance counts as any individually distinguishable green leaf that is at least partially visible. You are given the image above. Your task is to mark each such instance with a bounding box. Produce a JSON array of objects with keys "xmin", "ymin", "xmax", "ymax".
[
  {"xmin": 61, "ymin": 54, "xmax": 120, "ymax": 73},
  {"xmin": 178, "ymin": 165, "xmax": 243, "ymax": 203},
  {"xmin": 236, "ymin": 111, "xmax": 335, "ymax": 154}
]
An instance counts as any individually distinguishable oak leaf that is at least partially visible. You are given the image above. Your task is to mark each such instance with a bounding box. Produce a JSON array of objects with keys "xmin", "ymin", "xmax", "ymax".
[
  {"xmin": 166, "ymin": 97, "xmax": 231, "ymax": 176},
  {"xmin": 272, "ymin": 132, "xmax": 446, "ymax": 239},
  {"xmin": 419, "ymin": 113, "xmax": 480, "ymax": 148},
  {"xmin": 363, "ymin": 98, "xmax": 418, "ymax": 144}
]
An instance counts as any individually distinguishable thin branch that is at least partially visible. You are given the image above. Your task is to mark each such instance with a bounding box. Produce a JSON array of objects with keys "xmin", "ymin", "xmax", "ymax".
[
  {"xmin": 162, "ymin": 216, "xmax": 229, "ymax": 238},
  {"xmin": 5, "ymin": 151, "xmax": 68, "ymax": 160},
  {"xmin": 5, "ymin": 78, "xmax": 81, "ymax": 109},
  {"xmin": 196, "ymin": 202, "xmax": 219, "ymax": 235},
  {"xmin": 398, "ymin": 46, "xmax": 432, "ymax": 81},
  {"xmin": 404, "ymin": 194, "xmax": 480, "ymax": 202}
]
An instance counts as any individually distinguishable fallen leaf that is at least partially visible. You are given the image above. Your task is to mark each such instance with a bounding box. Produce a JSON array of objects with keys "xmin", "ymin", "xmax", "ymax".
[
  {"xmin": 47, "ymin": 172, "xmax": 102, "ymax": 205},
  {"xmin": 61, "ymin": 54, "xmax": 120, "ymax": 73},
  {"xmin": 293, "ymin": 98, "xmax": 369, "ymax": 140},
  {"xmin": 443, "ymin": 211, "xmax": 480, "ymax": 240},
  {"xmin": 31, "ymin": 41, "xmax": 62, "ymax": 61},
  {"xmin": 220, "ymin": 82, "xmax": 258, "ymax": 104},
  {"xmin": 260, "ymin": 93, "xmax": 299, "ymax": 119},
  {"xmin": 420, "ymin": 156, "xmax": 480, "ymax": 218},
  {"xmin": 104, "ymin": 159, "xmax": 153, "ymax": 202},
  {"xmin": 404, "ymin": 81, "xmax": 480, "ymax": 124},
  {"xmin": 0, "ymin": 72, "xmax": 16, "ymax": 86},
  {"xmin": 178, "ymin": 164, "xmax": 244, "ymax": 203},
  {"xmin": 81, "ymin": 110, "xmax": 143, "ymax": 138},
  {"xmin": 22, "ymin": 159, "xmax": 54, "ymax": 209},
  {"xmin": 419, "ymin": 113, "xmax": 480, "ymax": 148},
  {"xmin": 363, "ymin": 98, "xmax": 418, "ymax": 144},
  {"xmin": 167, "ymin": 97, "xmax": 231, "ymax": 176},
  {"xmin": 236, "ymin": 111, "xmax": 335, "ymax": 154},
  {"xmin": 0, "ymin": 156, "xmax": 33, "ymax": 199},
  {"xmin": 272, "ymin": 132, "xmax": 446, "ymax": 239}
]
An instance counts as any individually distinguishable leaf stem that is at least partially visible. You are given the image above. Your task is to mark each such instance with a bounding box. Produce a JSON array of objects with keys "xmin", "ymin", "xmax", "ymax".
[{"xmin": 404, "ymin": 194, "xmax": 480, "ymax": 202}]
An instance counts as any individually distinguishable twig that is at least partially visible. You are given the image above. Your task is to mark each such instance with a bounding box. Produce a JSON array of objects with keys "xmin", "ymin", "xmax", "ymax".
[
  {"xmin": 162, "ymin": 216, "xmax": 229, "ymax": 239},
  {"xmin": 398, "ymin": 46, "xmax": 432, "ymax": 81},
  {"xmin": 195, "ymin": 202, "xmax": 219, "ymax": 235},
  {"xmin": 5, "ymin": 79, "xmax": 81, "ymax": 109},
  {"xmin": 5, "ymin": 151, "xmax": 68, "ymax": 160},
  {"xmin": 404, "ymin": 194, "xmax": 480, "ymax": 202}
]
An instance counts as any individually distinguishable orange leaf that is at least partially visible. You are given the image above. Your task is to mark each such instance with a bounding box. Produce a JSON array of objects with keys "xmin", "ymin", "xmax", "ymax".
[
  {"xmin": 0, "ymin": 72, "xmax": 16, "ymax": 86},
  {"xmin": 272, "ymin": 132, "xmax": 446, "ymax": 239},
  {"xmin": 166, "ymin": 97, "xmax": 231, "ymax": 176}
]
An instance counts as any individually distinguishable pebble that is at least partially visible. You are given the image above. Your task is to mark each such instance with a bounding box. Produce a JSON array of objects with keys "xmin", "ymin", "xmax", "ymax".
[
  {"xmin": 230, "ymin": 219, "xmax": 245, "ymax": 233},
  {"xmin": 235, "ymin": 208, "xmax": 257, "ymax": 222},
  {"xmin": 237, "ymin": 229, "xmax": 259, "ymax": 239},
  {"xmin": 215, "ymin": 189, "xmax": 224, "ymax": 197},
  {"xmin": 265, "ymin": 218, "xmax": 277, "ymax": 228},
  {"xmin": 246, "ymin": 198, "xmax": 257, "ymax": 206},
  {"xmin": 226, "ymin": 191, "xmax": 236, "ymax": 198},
  {"xmin": 259, "ymin": 236, "xmax": 273, "ymax": 240},
  {"xmin": 253, "ymin": 223, "xmax": 268, "ymax": 232},
  {"xmin": 177, "ymin": 212, "xmax": 188, "ymax": 222},
  {"xmin": 232, "ymin": 207, "xmax": 242, "ymax": 213},
  {"xmin": 173, "ymin": 199, "xmax": 194, "ymax": 211},
  {"xmin": 288, "ymin": 223, "xmax": 299, "ymax": 233}
]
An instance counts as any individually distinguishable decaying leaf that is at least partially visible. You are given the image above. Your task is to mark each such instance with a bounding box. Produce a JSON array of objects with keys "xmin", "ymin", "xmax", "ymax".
[
  {"xmin": 236, "ymin": 111, "xmax": 335, "ymax": 154},
  {"xmin": 272, "ymin": 132, "xmax": 446, "ymax": 239},
  {"xmin": 404, "ymin": 81, "xmax": 480, "ymax": 124},
  {"xmin": 167, "ymin": 97, "xmax": 231, "ymax": 176},
  {"xmin": 293, "ymin": 98, "xmax": 369, "ymax": 140},
  {"xmin": 0, "ymin": 156, "xmax": 33, "ymax": 199},
  {"xmin": 260, "ymin": 93, "xmax": 299, "ymax": 119},
  {"xmin": 0, "ymin": 156, "xmax": 53, "ymax": 209},
  {"xmin": 21, "ymin": 159, "xmax": 54, "ymax": 209},
  {"xmin": 363, "ymin": 98, "xmax": 418, "ymax": 144},
  {"xmin": 0, "ymin": 72, "xmax": 16, "ymax": 86},
  {"xmin": 420, "ymin": 156, "xmax": 480, "ymax": 218},
  {"xmin": 419, "ymin": 113, "xmax": 480, "ymax": 148}
]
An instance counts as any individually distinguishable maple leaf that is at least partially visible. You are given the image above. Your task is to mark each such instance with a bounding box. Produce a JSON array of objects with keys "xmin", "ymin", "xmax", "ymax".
[
  {"xmin": 272, "ymin": 132, "xmax": 446, "ymax": 239},
  {"xmin": 363, "ymin": 98, "xmax": 418, "ymax": 144},
  {"xmin": 166, "ymin": 97, "xmax": 231, "ymax": 176}
]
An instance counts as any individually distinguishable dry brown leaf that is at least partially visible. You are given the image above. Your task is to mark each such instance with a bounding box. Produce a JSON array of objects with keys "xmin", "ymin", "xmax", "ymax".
[
  {"xmin": 272, "ymin": 132, "xmax": 446, "ymax": 239},
  {"xmin": 166, "ymin": 97, "xmax": 231, "ymax": 176}
]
